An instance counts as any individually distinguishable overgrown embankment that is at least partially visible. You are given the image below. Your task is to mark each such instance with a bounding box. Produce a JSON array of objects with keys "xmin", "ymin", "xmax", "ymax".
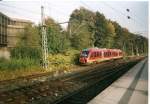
[{"xmin": 0, "ymin": 49, "xmax": 80, "ymax": 81}]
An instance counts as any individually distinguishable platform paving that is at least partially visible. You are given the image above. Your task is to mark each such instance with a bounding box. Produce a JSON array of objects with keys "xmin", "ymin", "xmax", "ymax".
[{"xmin": 87, "ymin": 58, "xmax": 148, "ymax": 104}]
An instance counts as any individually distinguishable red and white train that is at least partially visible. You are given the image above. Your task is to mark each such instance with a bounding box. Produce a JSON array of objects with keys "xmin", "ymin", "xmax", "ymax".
[{"xmin": 79, "ymin": 48, "xmax": 123, "ymax": 64}]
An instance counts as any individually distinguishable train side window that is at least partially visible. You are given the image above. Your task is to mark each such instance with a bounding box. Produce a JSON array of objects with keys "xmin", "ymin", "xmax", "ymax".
[
  {"xmin": 95, "ymin": 52, "xmax": 97, "ymax": 57},
  {"xmin": 92, "ymin": 52, "xmax": 95, "ymax": 58},
  {"xmin": 92, "ymin": 52, "xmax": 94, "ymax": 58},
  {"xmin": 96, "ymin": 52, "xmax": 98, "ymax": 57},
  {"xmin": 90, "ymin": 52, "xmax": 94, "ymax": 58},
  {"xmin": 90, "ymin": 53, "xmax": 92, "ymax": 58},
  {"xmin": 93, "ymin": 52, "xmax": 95, "ymax": 57},
  {"xmin": 99, "ymin": 52, "xmax": 101, "ymax": 57},
  {"xmin": 120, "ymin": 52, "xmax": 122, "ymax": 55},
  {"xmin": 97, "ymin": 52, "xmax": 99, "ymax": 57}
]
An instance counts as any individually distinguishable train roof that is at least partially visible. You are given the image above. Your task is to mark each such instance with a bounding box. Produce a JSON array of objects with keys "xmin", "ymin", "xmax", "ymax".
[{"xmin": 82, "ymin": 48, "xmax": 122, "ymax": 52}]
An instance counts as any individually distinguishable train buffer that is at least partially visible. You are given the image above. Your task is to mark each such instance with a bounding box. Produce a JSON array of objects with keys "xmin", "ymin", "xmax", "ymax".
[{"xmin": 88, "ymin": 58, "xmax": 148, "ymax": 104}]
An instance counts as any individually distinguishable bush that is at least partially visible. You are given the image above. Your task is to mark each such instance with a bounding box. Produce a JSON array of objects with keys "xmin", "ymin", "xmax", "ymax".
[
  {"xmin": 11, "ymin": 46, "xmax": 42, "ymax": 60},
  {"xmin": 0, "ymin": 49, "xmax": 80, "ymax": 71},
  {"xmin": 0, "ymin": 46, "xmax": 42, "ymax": 70},
  {"xmin": 48, "ymin": 49, "xmax": 80, "ymax": 65},
  {"xmin": 0, "ymin": 58, "xmax": 40, "ymax": 70}
]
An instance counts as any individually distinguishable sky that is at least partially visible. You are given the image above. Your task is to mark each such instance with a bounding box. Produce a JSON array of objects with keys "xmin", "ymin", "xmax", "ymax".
[{"xmin": 0, "ymin": 0, "xmax": 148, "ymax": 37}]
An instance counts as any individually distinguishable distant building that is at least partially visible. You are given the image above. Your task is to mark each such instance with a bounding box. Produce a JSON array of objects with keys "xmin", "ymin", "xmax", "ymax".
[
  {"xmin": 7, "ymin": 18, "xmax": 32, "ymax": 48},
  {"xmin": 0, "ymin": 12, "xmax": 8, "ymax": 47},
  {"xmin": 0, "ymin": 12, "xmax": 32, "ymax": 59}
]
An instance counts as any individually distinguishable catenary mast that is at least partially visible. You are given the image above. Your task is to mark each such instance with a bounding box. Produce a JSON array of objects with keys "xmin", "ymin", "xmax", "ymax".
[{"xmin": 41, "ymin": 6, "xmax": 49, "ymax": 70}]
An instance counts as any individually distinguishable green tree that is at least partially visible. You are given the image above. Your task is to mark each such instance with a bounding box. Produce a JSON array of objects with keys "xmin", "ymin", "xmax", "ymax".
[
  {"xmin": 93, "ymin": 12, "xmax": 107, "ymax": 48},
  {"xmin": 45, "ymin": 18, "xmax": 70, "ymax": 53},
  {"xmin": 104, "ymin": 21, "xmax": 116, "ymax": 48},
  {"xmin": 93, "ymin": 12, "xmax": 116, "ymax": 48},
  {"xmin": 19, "ymin": 24, "xmax": 40, "ymax": 47},
  {"xmin": 68, "ymin": 7, "xmax": 95, "ymax": 49},
  {"xmin": 11, "ymin": 24, "xmax": 41, "ymax": 59},
  {"xmin": 111, "ymin": 21, "xmax": 123, "ymax": 49}
]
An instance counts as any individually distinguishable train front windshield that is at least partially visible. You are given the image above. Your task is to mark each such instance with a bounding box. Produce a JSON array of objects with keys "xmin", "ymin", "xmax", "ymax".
[{"xmin": 80, "ymin": 51, "xmax": 89, "ymax": 57}]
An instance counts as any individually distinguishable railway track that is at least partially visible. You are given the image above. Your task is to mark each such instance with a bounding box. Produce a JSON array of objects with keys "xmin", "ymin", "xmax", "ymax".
[
  {"xmin": 0, "ymin": 57, "xmax": 144, "ymax": 104},
  {"xmin": 0, "ymin": 57, "xmax": 127, "ymax": 92},
  {"xmin": 0, "ymin": 58, "xmax": 119, "ymax": 92},
  {"xmin": 54, "ymin": 59, "xmax": 142, "ymax": 104}
]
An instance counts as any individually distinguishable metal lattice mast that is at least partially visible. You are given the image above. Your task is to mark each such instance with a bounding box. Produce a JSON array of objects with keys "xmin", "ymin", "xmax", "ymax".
[{"xmin": 41, "ymin": 6, "xmax": 48, "ymax": 70}]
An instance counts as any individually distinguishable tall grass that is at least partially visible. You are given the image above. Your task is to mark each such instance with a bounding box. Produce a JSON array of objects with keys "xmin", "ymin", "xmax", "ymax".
[
  {"xmin": 0, "ymin": 49, "xmax": 80, "ymax": 81},
  {"xmin": 0, "ymin": 58, "xmax": 40, "ymax": 70},
  {"xmin": 11, "ymin": 47, "xmax": 41, "ymax": 60}
]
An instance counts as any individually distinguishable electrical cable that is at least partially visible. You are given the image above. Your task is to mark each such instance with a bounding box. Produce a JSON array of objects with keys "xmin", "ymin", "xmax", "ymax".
[{"xmin": 102, "ymin": 2, "xmax": 144, "ymax": 27}]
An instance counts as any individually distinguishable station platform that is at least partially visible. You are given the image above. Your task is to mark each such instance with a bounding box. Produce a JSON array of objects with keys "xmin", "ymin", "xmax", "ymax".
[{"xmin": 88, "ymin": 58, "xmax": 148, "ymax": 104}]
